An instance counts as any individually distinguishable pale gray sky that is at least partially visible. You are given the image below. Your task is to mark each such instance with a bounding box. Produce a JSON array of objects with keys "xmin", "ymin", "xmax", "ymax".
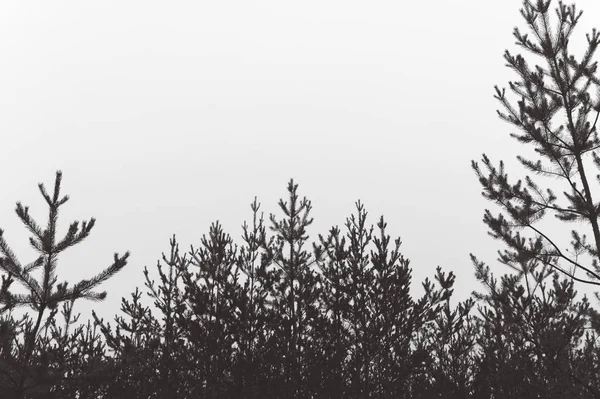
[{"xmin": 1, "ymin": 0, "xmax": 599, "ymax": 321}]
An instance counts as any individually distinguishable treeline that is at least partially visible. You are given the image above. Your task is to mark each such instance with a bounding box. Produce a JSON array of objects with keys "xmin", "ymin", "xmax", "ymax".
[
  {"xmin": 2, "ymin": 0, "xmax": 600, "ymax": 397},
  {"xmin": 0, "ymin": 175, "xmax": 599, "ymax": 398}
]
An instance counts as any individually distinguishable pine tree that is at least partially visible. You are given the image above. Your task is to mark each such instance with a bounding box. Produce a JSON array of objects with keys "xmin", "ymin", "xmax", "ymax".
[
  {"xmin": 320, "ymin": 201, "xmax": 376, "ymax": 397},
  {"xmin": 0, "ymin": 171, "xmax": 129, "ymax": 398},
  {"xmin": 181, "ymin": 221, "xmax": 240, "ymax": 397},
  {"xmin": 314, "ymin": 201, "xmax": 459, "ymax": 398},
  {"xmin": 470, "ymin": 1, "xmax": 600, "ymax": 396},
  {"xmin": 93, "ymin": 235, "xmax": 190, "ymax": 399},
  {"xmin": 472, "ymin": 0, "xmax": 600, "ymax": 285},
  {"xmin": 265, "ymin": 179, "xmax": 322, "ymax": 398},
  {"xmin": 233, "ymin": 197, "xmax": 278, "ymax": 398}
]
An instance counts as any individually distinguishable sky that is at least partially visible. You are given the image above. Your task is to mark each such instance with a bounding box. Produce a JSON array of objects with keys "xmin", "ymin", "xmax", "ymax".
[{"xmin": 1, "ymin": 0, "xmax": 599, "ymax": 322}]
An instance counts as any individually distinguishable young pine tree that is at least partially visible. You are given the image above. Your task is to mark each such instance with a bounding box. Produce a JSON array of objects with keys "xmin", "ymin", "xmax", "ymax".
[
  {"xmin": 265, "ymin": 179, "xmax": 323, "ymax": 399},
  {"xmin": 232, "ymin": 197, "xmax": 278, "ymax": 398},
  {"xmin": 92, "ymin": 235, "xmax": 190, "ymax": 399},
  {"xmin": 314, "ymin": 201, "xmax": 458, "ymax": 398},
  {"xmin": 0, "ymin": 171, "xmax": 129, "ymax": 398},
  {"xmin": 181, "ymin": 221, "xmax": 240, "ymax": 398}
]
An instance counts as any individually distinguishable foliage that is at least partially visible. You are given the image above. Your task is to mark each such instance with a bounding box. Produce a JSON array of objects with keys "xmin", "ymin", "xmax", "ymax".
[
  {"xmin": 472, "ymin": 0, "xmax": 600, "ymax": 285},
  {"xmin": 2, "ymin": 1, "xmax": 600, "ymax": 398},
  {"xmin": 1, "ymin": 172, "xmax": 600, "ymax": 398},
  {"xmin": 0, "ymin": 171, "xmax": 129, "ymax": 398}
]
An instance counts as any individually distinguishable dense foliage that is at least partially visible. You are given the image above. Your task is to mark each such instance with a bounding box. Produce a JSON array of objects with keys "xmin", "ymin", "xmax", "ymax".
[
  {"xmin": 1, "ymin": 0, "xmax": 599, "ymax": 398},
  {"xmin": 1, "ymin": 173, "xmax": 600, "ymax": 398}
]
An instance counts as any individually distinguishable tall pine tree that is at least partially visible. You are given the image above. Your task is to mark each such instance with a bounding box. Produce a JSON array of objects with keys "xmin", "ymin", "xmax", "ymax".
[{"xmin": 472, "ymin": 0, "xmax": 600, "ymax": 285}]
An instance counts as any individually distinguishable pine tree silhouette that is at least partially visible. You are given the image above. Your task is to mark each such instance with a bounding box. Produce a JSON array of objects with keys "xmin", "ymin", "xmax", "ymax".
[
  {"xmin": 472, "ymin": 0, "xmax": 600, "ymax": 285},
  {"xmin": 0, "ymin": 171, "xmax": 129, "ymax": 398}
]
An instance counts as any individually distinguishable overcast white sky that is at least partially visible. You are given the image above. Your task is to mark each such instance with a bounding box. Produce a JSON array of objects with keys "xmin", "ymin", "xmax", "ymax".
[{"xmin": 1, "ymin": 0, "xmax": 599, "ymax": 321}]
